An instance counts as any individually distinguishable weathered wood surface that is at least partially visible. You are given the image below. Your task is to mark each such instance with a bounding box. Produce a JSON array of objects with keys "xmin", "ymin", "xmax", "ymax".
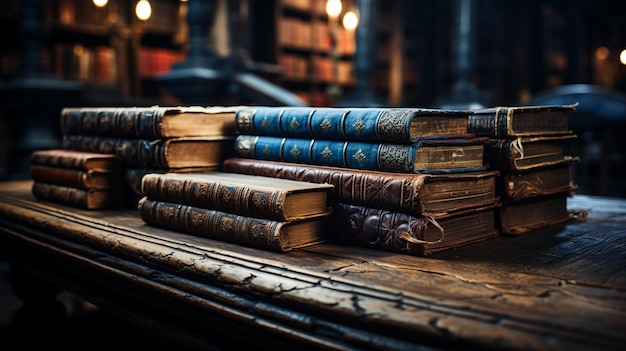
[{"xmin": 1, "ymin": 180, "xmax": 625, "ymax": 350}]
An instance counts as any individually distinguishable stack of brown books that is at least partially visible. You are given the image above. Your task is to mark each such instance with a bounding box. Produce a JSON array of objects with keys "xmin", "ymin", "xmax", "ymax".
[
  {"xmin": 137, "ymin": 172, "xmax": 334, "ymax": 252},
  {"xmin": 468, "ymin": 104, "xmax": 581, "ymax": 235},
  {"xmin": 58, "ymin": 105, "xmax": 242, "ymax": 206},
  {"xmin": 29, "ymin": 149, "xmax": 123, "ymax": 210},
  {"xmin": 224, "ymin": 106, "xmax": 501, "ymax": 256}
]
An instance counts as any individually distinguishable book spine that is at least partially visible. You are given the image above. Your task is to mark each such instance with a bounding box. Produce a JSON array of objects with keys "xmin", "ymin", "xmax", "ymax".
[
  {"xmin": 137, "ymin": 197, "xmax": 285, "ymax": 252},
  {"xmin": 30, "ymin": 151, "xmax": 91, "ymax": 169},
  {"xmin": 234, "ymin": 135, "xmax": 415, "ymax": 173},
  {"xmin": 60, "ymin": 108, "xmax": 164, "ymax": 138},
  {"xmin": 31, "ymin": 182, "xmax": 119, "ymax": 209},
  {"xmin": 235, "ymin": 107, "xmax": 413, "ymax": 142},
  {"xmin": 30, "ymin": 165, "xmax": 119, "ymax": 189},
  {"xmin": 62, "ymin": 135, "xmax": 167, "ymax": 168},
  {"xmin": 467, "ymin": 107, "xmax": 509, "ymax": 137},
  {"xmin": 141, "ymin": 175, "xmax": 289, "ymax": 221},
  {"xmin": 221, "ymin": 158, "xmax": 427, "ymax": 214},
  {"xmin": 326, "ymin": 201, "xmax": 432, "ymax": 256}
]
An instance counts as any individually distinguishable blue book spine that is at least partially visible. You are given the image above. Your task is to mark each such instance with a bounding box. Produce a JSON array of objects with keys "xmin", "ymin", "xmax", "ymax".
[
  {"xmin": 235, "ymin": 107, "xmax": 414, "ymax": 142},
  {"xmin": 235, "ymin": 135, "xmax": 415, "ymax": 173}
]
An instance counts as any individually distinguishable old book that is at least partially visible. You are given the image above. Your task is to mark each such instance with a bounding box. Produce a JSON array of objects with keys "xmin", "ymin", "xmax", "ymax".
[
  {"xmin": 234, "ymin": 135, "xmax": 487, "ymax": 174},
  {"xmin": 31, "ymin": 181, "xmax": 122, "ymax": 210},
  {"xmin": 483, "ymin": 134, "xmax": 577, "ymax": 170},
  {"xmin": 137, "ymin": 197, "xmax": 329, "ymax": 252},
  {"xmin": 498, "ymin": 192, "xmax": 575, "ymax": 235},
  {"xmin": 141, "ymin": 172, "xmax": 334, "ymax": 221},
  {"xmin": 124, "ymin": 166, "xmax": 221, "ymax": 202},
  {"xmin": 60, "ymin": 105, "xmax": 242, "ymax": 138},
  {"xmin": 498, "ymin": 157, "xmax": 579, "ymax": 201},
  {"xmin": 326, "ymin": 202, "xmax": 498, "ymax": 256},
  {"xmin": 30, "ymin": 149, "xmax": 122, "ymax": 171},
  {"xmin": 222, "ymin": 157, "xmax": 499, "ymax": 216},
  {"xmin": 62, "ymin": 135, "xmax": 234, "ymax": 168},
  {"xmin": 30, "ymin": 165, "xmax": 122, "ymax": 190},
  {"xmin": 468, "ymin": 104, "xmax": 576, "ymax": 138},
  {"xmin": 235, "ymin": 106, "xmax": 472, "ymax": 142}
]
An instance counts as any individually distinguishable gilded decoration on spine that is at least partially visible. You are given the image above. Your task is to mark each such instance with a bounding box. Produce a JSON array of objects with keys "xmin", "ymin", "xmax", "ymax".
[
  {"xmin": 320, "ymin": 118, "xmax": 332, "ymax": 132},
  {"xmin": 289, "ymin": 144, "xmax": 301, "ymax": 159},
  {"xmin": 352, "ymin": 119, "xmax": 365, "ymax": 134},
  {"xmin": 378, "ymin": 144, "xmax": 409, "ymax": 172},
  {"xmin": 352, "ymin": 148, "xmax": 366, "ymax": 164},
  {"xmin": 320, "ymin": 146, "xmax": 333, "ymax": 159},
  {"xmin": 289, "ymin": 116, "xmax": 300, "ymax": 130},
  {"xmin": 376, "ymin": 110, "xmax": 410, "ymax": 140},
  {"xmin": 236, "ymin": 110, "xmax": 254, "ymax": 133},
  {"xmin": 261, "ymin": 116, "xmax": 270, "ymax": 130},
  {"xmin": 235, "ymin": 136, "xmax": 255, "ymax": 158}
]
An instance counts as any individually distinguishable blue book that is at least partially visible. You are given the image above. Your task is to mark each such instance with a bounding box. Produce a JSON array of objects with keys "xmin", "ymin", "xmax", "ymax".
[
  {"xmin": 235, "ymin": 107, "xmax": 472, "ymax": 142},
  {"xmin": 234, "ymin": 135, "xmax": 487, "ymax": 174}
]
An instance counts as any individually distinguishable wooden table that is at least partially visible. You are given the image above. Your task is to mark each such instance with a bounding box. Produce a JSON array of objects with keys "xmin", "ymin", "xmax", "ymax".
[{"xmin": 1, "ymin": 180, "xmax": 625, "ymax": 350}]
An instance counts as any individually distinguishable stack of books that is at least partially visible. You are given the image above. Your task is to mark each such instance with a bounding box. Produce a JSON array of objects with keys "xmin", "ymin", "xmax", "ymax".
[
  {"xmin": 224, "ymin": 106, "xmax": 501, "ymax": 256},
  {"xmin": 137, "ymin": 172, "xmax": 334, "ymax": 252},
  {"xmin": 58, "ymin": 105, "xmax": 241, "ymax": 206},
  {"xmin": 29, "ymin": 149, "xmax": 123, "ymax": 210},
  {"xmin": 468, "ymin": 104, "xmax": 581, "ymax": 235}
]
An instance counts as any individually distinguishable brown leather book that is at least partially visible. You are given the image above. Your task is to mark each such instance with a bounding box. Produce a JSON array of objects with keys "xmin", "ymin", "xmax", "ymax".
[
  {"xmin": 497, "ymin": 157, "xmax": 579, "ymax": 201},
  {"xmin": 326, "ymin": 202, "xmax": 498, "ymax": 256},
  {"xmin": 30, "ymin": 149, "xmax": 122, "ymax": 171},
  {"xmin": 60, "ymin": 105, "xmax": 243, "ymax": 138},
  {"xmin": 30, "ymin": 164, "xmax": 122, "ymax": 190},
  {"xmin": 483, "ymin": 134, "xmax": 577, "ymax": 170},
  {"xmin": 62, "ymin": 135, "xmax": 234, "ymax": 169},
  {"xmin": 222, "ymin": 157, "xmax": 498, "ymax": 216},
  {"xmin": 137, "ymin": 197, "xmax": 329, "ymax": 252},
  {"xmin": 141, "ymin": 172, "xmax": 334, "ymax": 221},
  {"xmin": 31, "ymin": 181, "xmax": 122, "ymax": 210},
  {"xmin": 498, "ymin": 192, "xmax": 576, "ymax": 235}
]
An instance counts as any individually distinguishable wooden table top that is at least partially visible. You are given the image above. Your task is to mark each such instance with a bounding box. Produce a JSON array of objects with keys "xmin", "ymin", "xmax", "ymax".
[{"xmin": 1, "ymin": 180, "xmax": 625, "ymax": 350}]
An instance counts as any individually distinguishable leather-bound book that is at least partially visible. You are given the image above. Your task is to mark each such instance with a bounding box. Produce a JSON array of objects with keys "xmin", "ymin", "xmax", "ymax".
[
  {"xmin": 326, "ymin": 202, "xmax": 498, "ymax": 256},
  {"xmin": 235, "ymin": 106, "xmax": 472, "ymax": 142},
  {"xmin": 483, "ymin": 134, "xmax": 577, "ymax": 170},
  {"xmin": 497, "ymin": 192, "xmax": 579, "ymax": 235},
  {"xmin": 234, "ymin": 135, "xmax": 488, "ymax": 174},
  {"xmin": 137, "ymin": 197, "xmax": 329, "ymax": 252},
  {"xmin": 222, "ymin": 157, "xmax": 498, "ymax": 216},
  {"xmin": 60, "ymin": 105, "xmax": 242, "ymax": 138},
  {"xmin": 30, "ymin": 149, "xmax": 123, "ymax": 189},
  {"xmin": 468, "ymin": 104, "xmax": 576, "ymax": 138},
  {"xmin": 62, "ymin": 135, "xmax": 234, "ymax": 169},
  {"xmin": 497, "ymin": 157, "xmax": 579, "ymax": 201},
  {"xmin": 31, "ymin": 182, "xmax": 122, "ymax": 210},
  {"xmin": 141, "ymin": 172, "xmax": 334, "ymax": 221}
]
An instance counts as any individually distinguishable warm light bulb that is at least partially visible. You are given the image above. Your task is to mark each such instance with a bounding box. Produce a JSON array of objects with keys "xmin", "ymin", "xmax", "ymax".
[
  {"xmin": 621, "ymin": 49, "xmax": 626, "ymax": 65},
  {"xmin": 136, "ymin": 0, "xmax": 152, "ymax": 21},
  {"xmin": 342, "ymin": 11, "xmax": 358, "ymax": 31},
  {"xmin": 326, "ymin": 0, "xmax": 342, "ymax": 19},
  {"xmin": 595, "ymin": 46, "xmax": 609, "ymax": 61},
  {"xmin": 93, "ymin": 0, "xmax": 108, "ymax": 7}
]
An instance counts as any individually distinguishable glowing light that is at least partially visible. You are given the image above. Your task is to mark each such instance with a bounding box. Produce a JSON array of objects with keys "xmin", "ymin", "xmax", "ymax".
[
  {"xmin": 326, "ymin": 0, "xmax": 342, "ymax": 19},
  {"xmin": 595, "ymin": 46, "xmax": 609, "ymax": 61},
  {"xmin": 93, "ymin": 0, "xmax": 108, "ymax": 7},
  {"xmin": 621, "ymin": 49, "xmax": 626, "ymax": 65},
  {"xmin": 135, "ymin": 0, "xmax": 152, "ymax": 21},
  {"xmin": 342, "ymin": 11, "xmax": 358, "ymax": 31}
]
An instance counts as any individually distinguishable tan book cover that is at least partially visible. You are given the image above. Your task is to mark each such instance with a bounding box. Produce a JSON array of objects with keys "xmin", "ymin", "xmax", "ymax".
[{"xmin": 141, "ymin": 172, "xmax": 334, "ymax": 221}]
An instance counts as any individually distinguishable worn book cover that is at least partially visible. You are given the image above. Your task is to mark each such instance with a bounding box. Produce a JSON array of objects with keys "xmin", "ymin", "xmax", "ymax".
[
  {"xmin": 30, "ymin": 164, "xmax": 123, "ymax": 190},
  {"xmin": 62, "ymin": 135, "xmax": 234, "ymax": 169},
  {"xmin": 222, "ymin": 157, "xmax": 499, "ymax": 216},
  {"xmin": 30, "ymin": 149, "xmax": 122, "ymax": 171},
  {"xmin": 498, "ymin": 192, "xmax": 577, "ymax": 235},
  {"xmin": 235, "ymin": 106, "xmax": 472, "ymax": 142},
  {"xmin": 326, "ymin": 202, "xmax": 498, "ymax": 256},
  {"xmin": 483, "ymin": 134, "xmax": 577, "ymax": 170},
  {"xmin": 31, "ymin": 181, "xmax": 123, "ymax": 210},
  {"xmin": 141, "ymin": 172, "xmax": 334, "ymax": 221},
  {"xmin": 60, "ymin": 105, "xmax": 243, "ymax": 138},
  {"xmin": 234, "ymin": 135, "xmax": 487, "ymax": 174},
  {"xmin": 138, "ymin": 197, "xmax": 329, "ymax": 252},
  {"xmin": 468, "ymin": 104, "xmax": 576, "ymax": 138},
  {"xmin": 497, "ymin": 157, "xmax": 579, "ymax": 201}
]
